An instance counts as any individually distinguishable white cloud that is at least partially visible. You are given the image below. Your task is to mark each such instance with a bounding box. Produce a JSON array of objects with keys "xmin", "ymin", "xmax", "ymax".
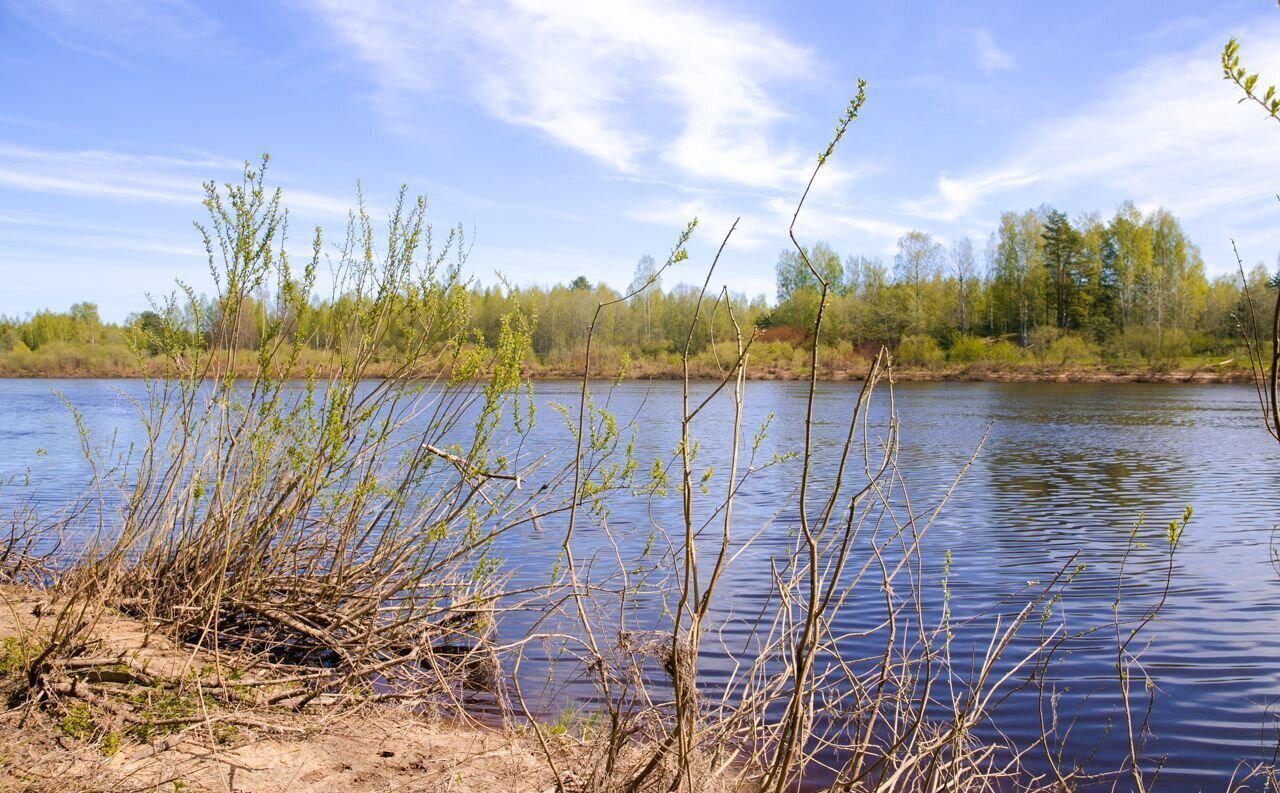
[
  {"xmin": 900, "ymin": 168, "xmax": 1039, "ymax": 223},
  {"xmin": 302, "ymin": 0, "xmax": 894, "ymax": 299},
  {"xmin": 0, "ymin": 146, "xmax": 365, "ymax": 318},
  {"xmin": 626, "ymin": 199, "xmax": 771, "ymax": 251},
  {"xmin": 0, "ymin": 145, "xmax": 232, "ymax": 203},
  {"xmin": 900, "ymin": 19, "xmax": 1280, "ymax": 266},
  {"xmin": 758, "ymin": 194, "xmax": 908, "ymax": 247},
  {"xmin": 0, "ymin": 213, "xmax": 203, "ymax": 257},
  {"xmin": 306, "ymin": 0, "xmax": 820, "ymax": 190},
  {"xmin": 0, "ymin": 166, "xmax": 195, "ymax": 203},
  {"xmin": 5, "ymin": 0, "xmax": 218, "ymax": 60},
  {"xmin": 974, "ymin": 29, "xmax": 1013, "ymax": 74},
  {"xmin": 0, "ymin": 144, "xmax": 353, "ymax": 217}
]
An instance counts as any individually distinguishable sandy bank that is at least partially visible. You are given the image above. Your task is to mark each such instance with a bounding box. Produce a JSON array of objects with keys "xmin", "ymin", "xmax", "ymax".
[{"xmin": 0, "ymin": 586, "xmax": 552, "ymax": 793}]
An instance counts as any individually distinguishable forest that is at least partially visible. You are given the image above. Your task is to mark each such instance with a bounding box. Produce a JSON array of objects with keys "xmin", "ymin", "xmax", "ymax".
[{"xmin": 2, "ymin": 199, "xmax": 1276, "ymax": 379}]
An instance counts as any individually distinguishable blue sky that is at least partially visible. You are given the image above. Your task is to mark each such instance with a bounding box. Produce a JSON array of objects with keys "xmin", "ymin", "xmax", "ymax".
[{"xmin": 3, "ymin": 0, "xmax": 1280, "ymax": 321}]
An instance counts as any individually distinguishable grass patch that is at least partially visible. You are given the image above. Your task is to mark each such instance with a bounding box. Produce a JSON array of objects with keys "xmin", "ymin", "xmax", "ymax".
[
  {"xmin": 58, "ymin": 702, "xmax": 95, "ymax": 741},
  {"xmin": 126, "ymin": 689, "xmax": 199, "ymax": 742},
  {"xmin": 0, "ymin": 637, "xmax": 26, "ymax": 677}
]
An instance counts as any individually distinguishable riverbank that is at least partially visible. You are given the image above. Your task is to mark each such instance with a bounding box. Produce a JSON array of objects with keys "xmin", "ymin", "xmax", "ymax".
[
  {"xmin": 0, "ymin": 334, "xmax": 1261, "ymax": 384},
  {"xmin": 0, "ymin": 358, "xmax": 1256, "ymax": 384},
  {"xmin": 0, "ymin": 585, "xmax": 555, "ymax": 793},
  {"xmin": 526, "ymin": 363, "xmax": 1255, "ymax": 384},
  {"xmin": 1, "ymin": 333, "xmax": 1260, "ymax": 383}
]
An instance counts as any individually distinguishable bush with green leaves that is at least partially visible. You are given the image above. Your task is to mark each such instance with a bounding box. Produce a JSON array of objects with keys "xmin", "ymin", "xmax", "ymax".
[
  {"xmin": 895, "ymin": 333, "xmax": 945, "ymax": 369},
  {"xmin": 1047, "ymin": 333, "xmax": 1099, "ymax": 368},
  {"xmin": 41, "ymin": 159, "xmax": 577, "ymax": 714},
  {"xmin": 946, "ymin": 334, "xmax": 988, "ymax": 365}
]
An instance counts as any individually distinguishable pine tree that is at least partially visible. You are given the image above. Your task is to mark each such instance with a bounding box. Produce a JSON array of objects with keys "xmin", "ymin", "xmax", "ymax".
[{"xmin": 1041, "ymin": 209, "xmax": 1082, "ymax": 329}]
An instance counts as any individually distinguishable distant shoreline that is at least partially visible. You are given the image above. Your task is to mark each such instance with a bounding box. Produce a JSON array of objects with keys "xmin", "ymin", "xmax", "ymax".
[{"xmin": 0, "ymin": 367, "xmax": 1254, "ymax": 384}]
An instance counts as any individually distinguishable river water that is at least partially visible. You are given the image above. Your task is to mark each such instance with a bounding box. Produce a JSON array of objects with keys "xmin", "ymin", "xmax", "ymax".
[{"xmin": 2, "ymin": 378, "xmax": 1278, "ymax": 788}]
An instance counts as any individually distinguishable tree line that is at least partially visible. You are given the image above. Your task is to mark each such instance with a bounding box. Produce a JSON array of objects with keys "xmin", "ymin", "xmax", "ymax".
[
  {"xmin": 2, "ymin": 200, "xmax": 1276, "ymax": 376},
  {"xmin": 769, "ymin": 201, "xmax": 1275, "ymax": 366}
]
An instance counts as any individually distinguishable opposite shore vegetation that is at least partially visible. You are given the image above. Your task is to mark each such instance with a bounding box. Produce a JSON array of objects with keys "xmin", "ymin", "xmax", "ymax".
[
  {"xmin": 3, "ymin": 181, "xmax": 1277, "ymax": 384},
  {"xmin": 0, "ymin": 39, "xmax": 1277, "ymax": 793}
]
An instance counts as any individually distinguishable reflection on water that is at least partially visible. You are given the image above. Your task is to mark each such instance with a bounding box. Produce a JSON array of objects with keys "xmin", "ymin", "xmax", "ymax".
[{"xmin": 2, "ymin": 378, "xmax": 1278, "ymax": 788}]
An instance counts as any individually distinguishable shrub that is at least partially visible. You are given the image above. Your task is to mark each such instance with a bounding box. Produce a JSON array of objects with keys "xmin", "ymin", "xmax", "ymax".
[
  {"xmin": 988, "ymin": 339, "xmax": 1028, "ymax": 367},
  {"xmin": 946, "ymin": 334, "xmax": 987, "ymax": 365},
  {"xmin": 749, "ymin": 340, "xmax": 797, "ymax": 367},
  {"xmin": 1027, "ymin": 326, "xmax": 1061, "ymax": 368},
  {"xmin": 21, "ymin": 161, "xmax": 552, "ymax": 721},
  {"xmin": 1047, "ymin": 333, "xmax": 1099, "ymax": 367},
  {"xmin": 1111, "ymin": 326, "xmax": 1191, "ymax": 367},
  {"xmin": 818, "ymin": 340, "xmax": 868, "ymax": 371},
  {"xmin": 0, "ymin": 329, "xmax": 26, "ymax": 354},
  {"xmin": 895, "ymin": 334, "xmax": 945, "ymax": 369}
]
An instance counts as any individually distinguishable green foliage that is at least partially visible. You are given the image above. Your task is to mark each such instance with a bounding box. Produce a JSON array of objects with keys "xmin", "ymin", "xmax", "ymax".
[
  {"xmin": 1111, "ymin": 326, "xmax": 1189, "ymax": 367},
  {"xmin": 1223, "ymin": 38, "xmax": 1280, "ymax": 122},
  {"xmin": 776, "ymin": 241, "xmax": 844, "ymax": 302},
  {"xmin": 100, "ymin": 730, "xmax": 121, "ymax": 757},
  {"xmin": 0, "ymin": 192, "xmax": 1252, "ymax": 378},
  {"xmin": 946, "ymin": 335, "xmax": 988, "ymax": 365},
  {"xmin": 126, "ymin": 689, "xmax": 197, "ymax": 742},
  {"xmin": 1027, "ymin": 326, "xmax": 1060, "ymax": 367},
  {"xmin": 816, "ymin": 78, "xmax": 867, "ymax": 167},
  {"xmin": 1042, "ymin": 208, "xmax": 1088, "ymax": 329},
  {"xmin": 987, "ymin": 339, "xmax": 1028, "ymax": 366},
  {"xmin": 0, "ymin": 637, "xmax": 28, "ymax": 677},
  {"xmin": 212, "ymin": 722, "xmax": 238, "ymax": 745},
  {"xmin": 59, "ymin": 703, "xmax": 95, "ymax": 741},
  {"xmin": 895, "ymin": 334, "xmax": 944, "ymax": 369},
  {"xmin": 894, "ymin": 231, "xmax": 946, "ymax": 333},
  {"xmin": 4, "ymin": 160, "xmax": 555, "ymax": 734},
  {"xmin": 1047, "ymin": 333, "xmax": 1098, "ymax": 367},
  {"xmin": 545, "ymin": 705, "xmax": 604, "ymax": 739}
]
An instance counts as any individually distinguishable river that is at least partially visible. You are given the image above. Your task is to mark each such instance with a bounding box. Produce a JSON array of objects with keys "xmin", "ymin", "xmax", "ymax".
[{"xmin": 2, "ymin": 378, "xmax": 1278, "ymax": 788}]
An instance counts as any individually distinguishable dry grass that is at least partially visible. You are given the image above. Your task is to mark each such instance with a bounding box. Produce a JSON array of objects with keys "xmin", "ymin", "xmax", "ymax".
[
  {"xmin": 0, "ymin": 343, "xmax": 1256, "ymax": 384},
  {"xmin": 0, "ymin": 584, "xmax": 559, "ymax": 793}
]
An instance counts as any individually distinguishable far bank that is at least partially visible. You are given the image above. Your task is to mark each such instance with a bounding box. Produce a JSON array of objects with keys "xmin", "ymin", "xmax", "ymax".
[{"xmin": 0, "ymin": 358, "xmax": 1256, "ymax": 384}]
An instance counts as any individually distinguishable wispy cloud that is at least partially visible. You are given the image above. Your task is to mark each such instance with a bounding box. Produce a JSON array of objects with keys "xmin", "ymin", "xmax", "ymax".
[
  {"xmin": 4, "ymin": 0, "xmax": 218, "ymax": 61},
  {"xmin": 900, "ymin": 19, "xmax": 1280, "ymax": 261},
  {"xmin": 0, "ymin": 144, "xmax": 233, "ymax": 203},
  {"xmin": 625, "ymin": 200, "xmax": 771, "ymax": 251},
  {"xmin": 0, "ymin": 145, "xmax": 361, "ymax": 317},
  {"xmin": 780, "ymin": 200, "xmax": 914, "ymax": 251},
  {"xmin": 974, "ymin": 29, "xmax": 1013, "ymax": 74},
  {"xmin": 306, "ymin": 0, "xmax": 821, "ymax": 190},
  {"xmin": 900, "ymin": 168, "xmax": 1039, "ymax": 223},
  {"xmin": 0, "ymin": 144, "xmax": 353, "ymax": 217}
]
